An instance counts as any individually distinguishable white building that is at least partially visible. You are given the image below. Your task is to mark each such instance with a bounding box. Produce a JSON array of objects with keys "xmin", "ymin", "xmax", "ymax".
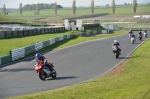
[
  {"xmin": 142, "ymin": 15, "xmax": 150, "ymax": 18},
  {"xmin": 134, "ymin": 15, "xmax": 141, "ymax": 19}
]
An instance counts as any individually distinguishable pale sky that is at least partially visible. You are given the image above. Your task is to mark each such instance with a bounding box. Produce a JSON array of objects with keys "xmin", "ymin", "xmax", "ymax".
[{"xmin": 0, "ymin": 0, "xmax": 149, "ymax": 8}]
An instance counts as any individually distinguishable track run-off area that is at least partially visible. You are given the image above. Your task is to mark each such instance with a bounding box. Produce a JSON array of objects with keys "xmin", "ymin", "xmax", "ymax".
[{"xmin": 0, "ymin": 31, "xmax": 149, "ymax": 98}]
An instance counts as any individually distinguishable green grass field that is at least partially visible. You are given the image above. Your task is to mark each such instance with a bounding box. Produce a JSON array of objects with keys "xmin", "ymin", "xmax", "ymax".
[
  {"xmin": 0, "ymin": 5, "xmax": 150, "ymax": 22},
  {"xmin": 0, "ymin": 31, "xmax": 71, "ymax": 56},
  {"xmin": 8, "ymin": 36, "xmax": 150, "ymax": 99}
]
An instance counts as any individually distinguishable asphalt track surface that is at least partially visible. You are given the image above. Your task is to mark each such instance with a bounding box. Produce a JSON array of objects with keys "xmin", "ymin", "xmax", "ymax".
[{"xmin": 0, "ymin": 31, "xmax": 149, "ymax": 98}]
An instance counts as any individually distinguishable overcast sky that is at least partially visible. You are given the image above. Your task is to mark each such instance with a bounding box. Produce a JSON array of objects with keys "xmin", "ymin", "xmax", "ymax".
[{"xmin": 0, "ymin": 0, "xmax": 149, "ymax": 8}]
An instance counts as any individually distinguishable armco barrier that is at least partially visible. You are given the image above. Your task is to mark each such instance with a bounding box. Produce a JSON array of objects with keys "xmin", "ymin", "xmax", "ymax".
[
  {"xmin": 11, "ymin": 48, "xmax": 25, "ymax": 61},
  {"xmin": 18, "ymin": 30, "xmax": 24, "ymax": 36},
  {"xmin": 83, "ymin": 24, "xmax": 99, "ymax": 29},
  {"xmin": 0, "ymin": 55, "xmax": 11, "ymax": 65},
  {"xmin": 25, "ymin": 45, "xmax": 35, "ymax": 55},
  {"xmin": 24, "ymin": 30, "xmax": 28, "ymax": 36},
  {"xmin": 9, "ymin": 34, "xmax": 74, "ymax": 62},
  {"xmin": 79, "ymin": 32, "xmax": 86, "ymax": 36},
  {"xmin": 0, "ymin": 27, "xmax": 65, "ymax": 39},
  {"xmin": 0, "ymin": 31, "xmax": 5, "ymax": 38},
  {"xmin": 29, "ymin": 30, "xmax": 33, "ymax": 35},
  {"xmin": 12, "ymin": 31, "xmax": 18, "ymax": 37},
  {"xmin": 79, "ymin": 30, "xmax": 102, "ymax": 36},
  {"xmin": 6, "ymin": 31, "xmax": 12, "ymax": 38}
]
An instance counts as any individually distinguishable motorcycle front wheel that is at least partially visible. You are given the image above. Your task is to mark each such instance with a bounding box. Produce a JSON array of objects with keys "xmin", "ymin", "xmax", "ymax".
[
  {"xmin": 115, "ymin": 52, "xmax": 119, "ymax": 59},
  {"xmin": 52, "ymin": 69, "xmax": 57, "ymax": 78}
]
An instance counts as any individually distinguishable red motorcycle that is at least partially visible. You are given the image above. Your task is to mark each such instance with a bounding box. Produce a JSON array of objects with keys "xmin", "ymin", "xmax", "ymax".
[{"xmin": 34, "ymin": 61, "xmax": 57, "ymax": 81}]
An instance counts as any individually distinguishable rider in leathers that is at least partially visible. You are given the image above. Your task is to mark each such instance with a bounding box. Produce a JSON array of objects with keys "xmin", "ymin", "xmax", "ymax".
[
  {"xmin": 35, "ymin": 53, "xmax": 54, "ymax": 73},
  {"xmin": 129, "ymin": 29, "xmax": 133, "ymax": 38},
  {"xmin": 112, "ymin": 40, "xmax": 121, "ymax": 55},
  {"xmin": 139, "ymin": 31, "xmax": 142, "ymax": 37}
]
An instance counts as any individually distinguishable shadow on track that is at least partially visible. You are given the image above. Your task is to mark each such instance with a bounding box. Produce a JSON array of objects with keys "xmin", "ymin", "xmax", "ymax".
[
  {"xmin": 47, "ymin": 76, "xmax": 78, "ymax": 81},
  {"xmin": 118, "ymin": 57, "xmax": 130, "ymax": 59},
  {"xmin": 133, "ymin": 42, "xmax": 140, "ymax": 44}
]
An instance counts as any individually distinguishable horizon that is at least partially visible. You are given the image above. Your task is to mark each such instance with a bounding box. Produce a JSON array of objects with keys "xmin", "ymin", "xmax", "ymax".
[
  {"xmin": 0, "ymin": 3, "xmax": 149, "ymax": 9},
  {"xmin": 0, "ymin": 0, "xmax": 149, "ymax": 8}
]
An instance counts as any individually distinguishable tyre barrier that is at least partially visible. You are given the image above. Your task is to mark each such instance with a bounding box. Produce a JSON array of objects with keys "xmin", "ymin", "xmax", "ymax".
[
  {"xmin": 0, "ymin": 27, "xmax": 65, "ymax": 39},
  {"xmin": 78, "ymin": 30, "xmax": 109, "ymax": 36}
]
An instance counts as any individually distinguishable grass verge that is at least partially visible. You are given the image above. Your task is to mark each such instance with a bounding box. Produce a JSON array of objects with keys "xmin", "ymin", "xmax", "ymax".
[{"xmin": 8, "ymin": 38, "xmax": 150, "ymax": 99}]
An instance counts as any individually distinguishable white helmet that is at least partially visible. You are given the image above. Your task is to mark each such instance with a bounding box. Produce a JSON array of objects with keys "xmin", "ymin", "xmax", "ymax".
[{"xmin": 114, "ymin": 40, "xmax": 117, "ymax": 43}]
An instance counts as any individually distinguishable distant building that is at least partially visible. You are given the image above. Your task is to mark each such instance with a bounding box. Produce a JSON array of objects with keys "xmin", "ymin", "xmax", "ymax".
[{"xmin": 142, "ymin": 15, "xmax": 150, "ymax": 18}]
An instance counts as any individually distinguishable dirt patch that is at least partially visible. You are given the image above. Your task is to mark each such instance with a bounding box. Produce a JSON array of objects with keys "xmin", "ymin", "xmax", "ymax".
[
  {"xmin": 107, "ymin": 56, "xmax": 133, "ymax": 76},
  {"xmin": 108, "ymin": 63, "xmax": 125, "ymax": 76}
]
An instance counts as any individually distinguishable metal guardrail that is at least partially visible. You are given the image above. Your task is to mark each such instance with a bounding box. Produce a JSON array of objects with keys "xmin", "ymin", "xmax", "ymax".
[
  {"xmin": 0, "ymin": 27, "xmax": 65, "ymax": 39},
  {"xmin": 78, "ymin": 30, "xmax": 110, "ymax": 36}
]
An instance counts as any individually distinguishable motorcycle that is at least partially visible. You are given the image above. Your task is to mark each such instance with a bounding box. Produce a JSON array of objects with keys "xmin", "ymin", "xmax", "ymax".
[
  {"xmin": 131, "ymin": 37, "xmax": 135, "ymax": 44},
  {"xmin": 34, "ymin": 61, "xmax": 57, "ymax": 81},
  {"xmin": 128, "ymin": 33, "xmax": 131, "ymax": 38},
  {"xmin": 138, "ymin": 35, "xmax": 142, "ymax": 41},
  {"xmin": 113, "ymin": 46, "xmax": 120, "ymax": 59},
  {"xmin": 143, "ymin": 32, "xmax": 147, "ymax": 38}
]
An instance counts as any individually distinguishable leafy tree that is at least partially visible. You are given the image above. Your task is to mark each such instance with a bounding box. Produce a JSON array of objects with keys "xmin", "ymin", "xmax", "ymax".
[
  {"xmin": 133, "ymin": 0, "xmax": 137, "ymax": 13},
  {"xmin": 112, "ymin": 0, "xmax": 115, "ymax": 14},
  {"xmin": 3, "ymin": 4, "xmax": 6, "ymax": 15},
  {"xmin": 19, "ymin": 2, "xmax": 22, "ymax": 15},
  {"xmin": 124, "ymin": 3, "xmax": 127, "ymax": 6},
  {"xmin": 91, "ymin": 0, "xmax": 94, "ymax": 14},
  {"xmin": 54, "ymin": 2, "xmax": 57, "ymax": 15},
  {"xmin": 105, "ymin": 4, "xmax": 109, "ymax": 7},
  {"xmin": 72, "ymin": 0, "xmax": 76, "ymax": 14},
  {"xmin": 22, "ymin": 3, "xmax": 63, "ymax": 11}
]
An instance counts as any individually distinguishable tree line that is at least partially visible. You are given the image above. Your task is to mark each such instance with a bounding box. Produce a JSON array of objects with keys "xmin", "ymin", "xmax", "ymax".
[
  {"xmin": 2, "ymin": 0, "xmax": 137, "ymax": 16},
  {"xmin": 22, "ymin": 3, "xmax": 63, "ymax": 11}
]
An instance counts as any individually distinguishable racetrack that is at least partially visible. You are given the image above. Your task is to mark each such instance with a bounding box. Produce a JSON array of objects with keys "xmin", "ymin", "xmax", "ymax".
[{"xmin": 0, "ymin": 31, "xmax": 149, "ymax": 98}]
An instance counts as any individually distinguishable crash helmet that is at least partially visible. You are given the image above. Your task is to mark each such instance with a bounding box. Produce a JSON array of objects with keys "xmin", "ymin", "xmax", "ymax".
[
  {"xmin": 114, "ymin": 40, "xmax": 117, "ymax": 43},
  {"xmin": 35, "ymin": 53, "xmax": 41, "ymax": 58}
]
